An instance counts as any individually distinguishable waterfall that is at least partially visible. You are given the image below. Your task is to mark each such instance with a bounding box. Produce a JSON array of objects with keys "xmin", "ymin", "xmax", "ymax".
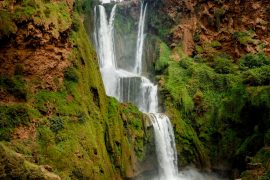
[
  {"xmin": 149, "ymin": 113, "xmax": 178, "ymax": 179},
  {"xmin": 134, "ymin": 3, "xmax": 147, "ymax": 74},
  {"xmin": 94, "ymin": 3, "xmax": 179, "ymax": 180},
  {"xmin": 96, "ymin": 5, "xmax": 117, "ymax": 68}
]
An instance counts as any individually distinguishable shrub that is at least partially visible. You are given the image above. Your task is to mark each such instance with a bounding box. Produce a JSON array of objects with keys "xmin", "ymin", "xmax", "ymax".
[
  {"xmin": 214, "ymin": 8, "xmax": 225, "ymax": 31},
  {"xmin": 243, "ymin": 65, "xmax": 270, "ymax": 86},
  {"xmin": 193, "ymin": 32, "xmax": 201, "ymax": 42},
  {"xmin": 240, "ymin": 52, "xmax": 270, "ymax": 69},
  {"xmin": 0, "ymin": 105, "xmax": 30, "ymax": 140},
  {"xmin": 0, "ymin": 10, "xmax": 17, "ymax": 37},
  {"xmin": 0, "ymin": 76, "xmax": 27, "ymax": 100},
  {"xmin": 213, "ymin": 55, "xmax": 234, "ymax": 74},
  {"xmin": 233, "ymin": 31, "xmax": 255, "ymax": 45},
  {"xmin": 71, "ymin": 13, "xmax": 80, "ymax": 32},
  {"xmin": 64, "ymin": 67, "xmax": 79, "ymax": 82},
  {"xmin": 220, "ymin": 86, "xmax": 248, "ymax": 123},
  {"xmin": 37, "ymin": 126, "xmax": 55, "ymax": 148},
  {"xmin": 50, "ymin": 116, "xmax": 64, "ymax": 133},
  {"xmin": 195, "ymin": 45, "xmax": 203, "ymax": 54},
  {"xmin": 155, "ymin": 42, "xmax": 170, "ymax": 73},
  {"xmin": 78, "ymin": 112, "xmax": 86, "ymax": 124},
  {"xmin": 210, "ymin": 41, "xmax": 221, "ymax": 48},
  {"xmin": 179, "ymin": 57, "xmax": 194, "ymax": 69}
]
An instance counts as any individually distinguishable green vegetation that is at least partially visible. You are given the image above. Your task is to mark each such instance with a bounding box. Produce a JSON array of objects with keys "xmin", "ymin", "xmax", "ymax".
[
  {"xmin": 240, "ymin": 52, "xmax": 270, "ymax": 69},
  {"xmin": 106, "ymin": 97, "xmax": 152, "ymax": 167},
  {"xmin": 214, "ymin": 8, "xmax": 225, "ymax": 31},
  {"xmin": 161, "ymin": 45, "xmax": 270, "ymax": 170},
  {"xmin": 212, "ymin": 55, "xmax": 235, "ymax": 74},
  {"xmin": 243, "ymin": 65, "xmax": 270, "ymax": 86},
  {"xmin": 233, "ymin": 30, "xmax": 256, "ymax": 45},
  {"xmin": 209, "ymin": 41, "xmax": 222, "ymax": 48},
  {"xmin": 0, "ymin": 105, "xmax": 30, "ymax": 140},
  {"xmin": 0, "ymin": 1, "xmax": 153, "ymax": 179},
  {"xmin": 0, "ymin": 75, "xmax": 27, "ymax": 100},
  {"xmin": 64, "ymin": 67, "xmax": 79, "ymax": 83},
  {"xmin": 155, "ymin": 42, "xmax": 170, "ymax": 73},
  {"xmin": 0, "ymin": 142, "xmax": 59, "ymax": 179},
  {"xmin": 0, "ymin": 10, "xmax": 17, "ymax": 37},
  {"xmin": 0, "ymin": 0, "xmax": 72, "ymax": 38}
]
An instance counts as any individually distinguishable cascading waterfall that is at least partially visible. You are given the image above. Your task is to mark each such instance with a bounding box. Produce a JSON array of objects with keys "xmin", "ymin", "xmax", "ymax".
[
  {"xmin": 134, "ymin": 3, "xmax": 147, "ymax": 74},
  {"xmin": 149, "ymin": 114, "xmax": 178, "ymax": 179},
  {"xmin": 94, "ymin": 2, "xmax": 180, "ymax": 180}
]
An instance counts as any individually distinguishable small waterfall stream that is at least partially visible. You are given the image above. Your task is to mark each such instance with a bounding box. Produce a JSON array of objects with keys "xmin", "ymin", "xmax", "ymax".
[{"xmin": 94, "ymin": 2, "xmax": 179, "ymax": 179}]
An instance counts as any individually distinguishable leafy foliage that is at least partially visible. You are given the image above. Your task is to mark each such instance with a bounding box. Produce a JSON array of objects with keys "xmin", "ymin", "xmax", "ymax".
[
  {"xmin": 233, "ymin": 31, "xmax": 255, "ymax": 45},
  {"xmin": 0, "ymin": 105, "xmax": 30, "ymax": 140},
  {"xmin": 64, "ymin": 67, "xmax": 79, "ymax": 83},
  {"xmin": 0, "ymin": 75, "xmax": 27, "ymax": 100},
  {"xmin": 50, "ymin": 116, "xmax": 65, "ymax": 133},
  {"xmin": 240, "ymin": 52, "xmax": 270, "ymax": 69},
  {"xmin": 155, "ymin": 42, "xmax": 170, "ymax": 73},
  {"xmin": 163, "ymin": 49, "xmax": 270, "ymax": 169}
]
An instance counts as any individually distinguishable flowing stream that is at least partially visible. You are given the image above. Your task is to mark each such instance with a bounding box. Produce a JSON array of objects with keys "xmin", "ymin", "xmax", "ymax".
[{"xmin": 94, "ymin": 2, "xmax": 191, "ymax": 180}]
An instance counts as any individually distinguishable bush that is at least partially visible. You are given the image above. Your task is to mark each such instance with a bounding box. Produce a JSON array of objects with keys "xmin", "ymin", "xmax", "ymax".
[
  {"xmin": 155, "ymin": 42, "xmax": 170, "ymax": 73},
  {"xmin": 193, "ymin": 32, "xmax": 201, "ymax": 42},
  {"xmin": 37, "ymin": 126, "xmax": 55, "ymax": 148},
  {"xmin": 213, "ymin": 56, "xmax": 234, "ymax": 74},
  {"xmin": 71, "ymin": 13, "xmax": 80, "ymax": 32},
  {"xmin": 0, "ymin": 76, "xmax": 27, "ymax": 100},
  {"xmin": 243, "ymin": 65, "xmax": 270, "ymax": 86},
  {"xmin": 50, "ymin": 116, "xmax": 64, "ymax": 133},
  {"xmin": 64, "ymin": 67, "xmax": 79, "ymax": 82},
  {"xmin": 210, "ymin": 41, "xmax": 221, "ymax": 48},
  {"xmin": 195, "ymin": 45, "xmax": 203, "ymax": 54},
  {"xmin": 179, "ymin": 57, "xmax": 194, "ymax": 69},
  {"xmin": 78, "ymin": 112, "xmax": 86, "ymax": 124},
  {"xmin": 0, "ymin": 10, "xmax": 17, "ymax": 37},
  {"xmin": 233, "ymin": 31, "xmax": 255, "ymax": 45},
  {"xmin": 214, "ymin": 8, "xmax": 225, "ymax": 31},
  {"xmin": 240, "ymin": 52, "xmax": 270, "ymax": 69},
  {"xmin": 0, "ymin": 105, "xmax": 30, "ymax": 140},
  {"xmin": 220, "ymin": 86, "xmax": 248, "ymax": 123}
]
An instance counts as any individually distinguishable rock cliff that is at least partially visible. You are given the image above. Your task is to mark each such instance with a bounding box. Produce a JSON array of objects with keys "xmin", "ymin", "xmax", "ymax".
[{"xmin": 0, "ymin": 0, "xmax": 155, "ymax": 179}]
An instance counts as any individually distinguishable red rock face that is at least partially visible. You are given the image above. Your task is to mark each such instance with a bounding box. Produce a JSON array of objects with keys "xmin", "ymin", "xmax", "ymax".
[
  {"xmin": 0, "ymin": 1, "xmax": 74, "ymax": 102},
  {"xmin": 0, "ymin": 22, "xmax": 72, "ymax": 92},
  {"xmin": 159, "ymin": 0, "xmax": 270, "ymax": 57}
]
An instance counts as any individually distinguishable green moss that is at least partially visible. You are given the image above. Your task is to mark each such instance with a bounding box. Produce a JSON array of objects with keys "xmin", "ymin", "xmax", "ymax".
[
  {"xmin": 163, "ymin": 46, "xmax": 270, "ymax": 171},
  {"xmin": 214, "ymin": 8, "xmax": 225, "ymax": 31},
  {"xmin": 0, "ymin": 105, "xmax": 30, "ymax": 140},
  {"xmin": 155, "ymin": 42, "xmax": 170, "ymax": 73},
  {"xmin": 50, "ymin": 116, "xmax": 65, "ymax": 133},
  {"xmin": 212, "ymin": 55, "xmax": 235, "ymax": 74},
  {"xmin": 64, "ymin": 67, "xmax": 79, "ymax": 83},
  {"xmin": 0, "ymin": 10, "xmax": 17, "ymax": 37},
  {"xmin": 1, "ymin": 0, "xmax": 72, "ymax": 38},
  {"xmin": 195, "ymin": 45, "xmax": 204, "ymax": 54},
  {"xmin": 0, "ymin": 75, "xmax": 27, "ymax": 100},
  {"xmin": 0, "ymin": 142, "xmax": 56, "ymax": 179},
  {"xmin": 233, "ymin": 30, "xmax": 255, "ymax": 45},
  {"xmin": 193, "ymin": 32, "xmax": 201, "ymax": 42},
  {"xmin": 240, "ymin": 52, "xmax": 270, "ymax": 69},
  {"xmin": 33, "ymin": 90, "xmax": 79, "ymax": 116},
  {"xmin": 209, "ymin": 41, "xmax": 221, "ymax": 48},
  {"xmin": 243, "ymin": 65, "xmax": 270, "ymax": 86}
]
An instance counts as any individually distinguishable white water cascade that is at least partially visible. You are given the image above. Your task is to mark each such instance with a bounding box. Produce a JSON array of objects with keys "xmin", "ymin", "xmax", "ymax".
[
  {"xmin": 134, "ymin": 3, "xmax": 148, "ymax": 74},
  {"xmin": 94, "ymin": 2, "xmax": 179, "ymax": 180}
]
